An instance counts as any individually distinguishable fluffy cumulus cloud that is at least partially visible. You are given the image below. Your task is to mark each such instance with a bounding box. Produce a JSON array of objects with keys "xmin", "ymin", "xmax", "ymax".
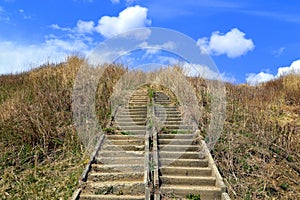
[
  {"xmin": 95, "ymin": 5, "xmax": 151, "ymax": 38},
  {"xmin": 76, "ymin": 20, "xmax": 95, "ymax": 34},
  {"xmin": 246, "ymin": 60, "xmax": 300, "ymax": 85},
  {"xmin": 51, "ymin": 6, "xmax": 151, "ymax": 38},
  {"xmin": 197, "ymin": 28, "xmax": 255, "ymax": 58}
]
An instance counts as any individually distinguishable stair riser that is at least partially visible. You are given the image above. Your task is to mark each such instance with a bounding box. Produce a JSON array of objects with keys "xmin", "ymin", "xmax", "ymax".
[
  {"xmin": 84, "ymin": 183, "xmax": 144, "ymax": 196},
  {"xmin": 158, "ymin": 140, "xmax": 194, "ymax": 145},
  {"xmin": 79, "ymin": 195, "xmax": 145, "ymax": 200},
  {"xmin": 99, "ymin": 152, "xmax": 144, "ymax": 158},
  {"xmin": 160, "ymin": 168, "xmax": 212, "ymax": 176},
  {"xmin": 117, "ymin": 122, "xmax": 146, "ymax": 126},
  {"xmin": 116, "ymin": 114, "xmax": 147, "ymax": 118},
  {"xmin": 160, "ymin": 177, "xmax": 216, "ymax": 186},
  {"xmin": 118, "ymin": 126, "xmax": 146, "ymax": 131},
  {"xmin": 89, "ymin": 173, "xmax": 144, "ymax": 182},
  {"xmin": 160, "ymin": 188, "xmax": 221, "ymax": 200},
  {"xmin": 158, "ymin": 134, "xmax": 194, "ymax": 139},
  {"xmin": 106, "ymin": 135, "xmax": 145, "ymax": 140},
  {"xmin": 160, "ymin": 160, "xmax": 208, "ymax": 167},
  {"xmin": 92, "ymin": 165, "xmax": 144, "ymax": 173},
  {"xmin": 159, "ymin": 153, "xmax": 201, "ymax": 159},
  {"xmin": 96, "ymin": 158, "xmax": 144, "ymax": 165},
  {"xmin": 102, "ymin": 145, "xmax": 144, "ymax": 151},
  {"xmin": 158, "ymin": 145, "xmax": 199, "ymax": 151},
  {"xmin": 105, "ymin": 140, "xmax": 145, "ymax": 145}
]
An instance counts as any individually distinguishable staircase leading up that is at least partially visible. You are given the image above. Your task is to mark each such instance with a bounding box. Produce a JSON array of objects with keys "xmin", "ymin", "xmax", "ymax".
[
  {"xmin": 153, "ymin": 91, "xmax": 226, "ymax": 200},
  {"xmin": 72, "ymin": 85, "xmax": 230, "ymax": 200},
  {"xmin": 75, "ymin": 88, "xmax": 150, "ymax": 200}
]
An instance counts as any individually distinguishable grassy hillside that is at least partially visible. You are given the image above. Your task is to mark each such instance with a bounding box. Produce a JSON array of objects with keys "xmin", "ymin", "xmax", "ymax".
[
  {"xmin": 0, "ymin": 58, "xmax": 299, "ymax": 199},
  {"xmin": 0, "ymin": 57, "xmax": 125, "ymax": 199}
]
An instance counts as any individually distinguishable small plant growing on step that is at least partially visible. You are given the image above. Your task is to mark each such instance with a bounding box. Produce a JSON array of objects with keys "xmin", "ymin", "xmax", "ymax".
[{"xmin": 186, "ymin": 193, "xmax": 201, "ymax": 200}]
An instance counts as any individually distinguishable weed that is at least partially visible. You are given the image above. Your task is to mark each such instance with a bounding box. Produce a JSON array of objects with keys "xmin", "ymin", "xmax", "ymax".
[{"xmin": 186, "ymin": 193, "xmax": 201, "ymax": 200}]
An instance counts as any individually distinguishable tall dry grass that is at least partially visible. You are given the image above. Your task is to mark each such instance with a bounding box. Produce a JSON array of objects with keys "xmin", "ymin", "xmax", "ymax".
[
  {"xmin": 0, "ymin": 57, "xmax": 126, "ymax": 199},
  {"xmin": 1, "ymin": 58, "xmax": 299, "ymax": 199},
  {"xmin": 191, "ymin": 75, "xmax": 300, "ymax": 199}
]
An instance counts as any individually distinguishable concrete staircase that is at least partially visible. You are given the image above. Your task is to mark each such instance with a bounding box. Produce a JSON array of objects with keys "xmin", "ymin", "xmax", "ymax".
[
  {"xmin": 153, "ymin": 91, "xmax": 228, "ymax": 200},
  {"xmin": 75, "ymin": 88, "xmax": 150, "ymax": 200},
  {"xmin": 72, "ymin": 86, "xmax": 230, "ymax": 200}
]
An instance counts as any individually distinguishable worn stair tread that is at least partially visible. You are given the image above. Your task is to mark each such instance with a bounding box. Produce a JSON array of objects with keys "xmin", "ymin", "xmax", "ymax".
[
  {"xmin": 160, "ymin": 166, "xmax": 212, "ymax": 176},
  {"xmin": 159, "ymin": 151, "xmax": 203, "ymax": 159},
  {"xmin": 88, "ymin": 172, "xmax": 144, "ymax": 182},
  {"xmin": 102, "ymin": 145, "xmax": 145, "ymax": 151},
  {"xmin": 86, "ymin": 181, "xmax": 144, "ymax": 187},
  {"xmin": 161, "ymin": 175, "xmax": 215, "ymax": 179},
  {"xmin": 98, "ymin": 151, "xmax": 144, "ymax": 157},
  {"xmin": 79, "ymin": 194, "xmax": 145, "ymax": 200},
  {"xmin": 160, "ymin": 184, "xmax": 221, "ymax": 191},
  {"xmin": 91, "ymin": 164, "xmax": 144, "ymax": 173}
]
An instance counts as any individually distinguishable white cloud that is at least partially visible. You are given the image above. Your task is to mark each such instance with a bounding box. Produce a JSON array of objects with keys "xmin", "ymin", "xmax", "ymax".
[
  {"xmin": 0, "ymin": 38, "xmax": 91, "ymax": 75},
  {"xmin": 95, "ymin": 5, "xmax": 151, "ymax": 38},
  {"xmin": 246, "ymin": 59, "xmax": 300, "ymax": 85},
  {"xmin": 277, "ymin": 60, "xmax": 300, "ymax": 76},
  {"xmin": 246, "ymin": 72, "xmax": 275, "ymax": 86},
  {"xmin": 197, "ymin": 28, "xmax": 255, "ymax": 58},
  {"xmin": 76, "ymin": 20, "xmax": 95, "ymax": 34},
  {"xmin": 138, "ymin": 41, "xmax": 176, "ymax": 58},
  {"xmin": 50, "ymin": 6, "xmax": 150, "ymax": 38}
]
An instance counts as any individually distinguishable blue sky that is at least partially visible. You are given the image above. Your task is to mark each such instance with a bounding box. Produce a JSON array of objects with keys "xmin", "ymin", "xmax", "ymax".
[{"xmin": 0, "ymin": 0, "xmax": 300, "ymax": 84}]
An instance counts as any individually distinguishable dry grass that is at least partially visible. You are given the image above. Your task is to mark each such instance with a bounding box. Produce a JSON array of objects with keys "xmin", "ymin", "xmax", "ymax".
[
  {"xmin": 192, "ymin": 75, "xmax": 300, "ymax": 199},
  {"xmin": 1, "ymin": 58, "xmax": 299, "ymax": 199},
  {"xmin": 0, "ymin": 57, "xmax": 126, "ymax": 199}
]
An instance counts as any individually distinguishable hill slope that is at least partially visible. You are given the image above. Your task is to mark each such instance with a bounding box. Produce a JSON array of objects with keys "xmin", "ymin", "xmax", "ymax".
[{"xmin": 0, "ymin": 58, "xmax": 299, "ymax": 199}]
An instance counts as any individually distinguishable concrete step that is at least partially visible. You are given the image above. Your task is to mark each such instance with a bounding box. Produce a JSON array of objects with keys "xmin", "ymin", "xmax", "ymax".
[
  {"xmin": 159, "ymin": 151, "xmax": 201, "ymax": 159},
  {"xmin": 162, "ymin": 125, "xmax": 194, "ymax": 130},
  {"xmin": 116, "ymin": 114, "xmax": 147, "ymax": 118},
  {"xmin": 154, "ymin": 106, "xmax": 177, "ymax": 110},
  {"xmin": 160, "ymin": 158, "xmax": 208, "ymax": 167},
  {"xmin": 160, "ymin": 166, "xmax": 212, "ymax": 176},
  {"xmin": 158, "ymin": 117, "xmax": 182, "ymax": 121},
  {"xmin": 79, "ymin": 194, "xmax": 145, "ymax": 200},
  {"xmin": 95, "ymin": 157, "xmax": 144, "ymax": 165},
  {"xmin": 117, "ymin": 121, "xmax": 146, "ymax": 126},
  {"xmin": 91, "ymin": 164, "xmax": 144, "ymax": 173},
  {"xmin": 160, "ymin": 176, "xmax": 216, "ymax": 186},
  {"xmin": 115, "ymin": 118, "xmax": 146, "ymax": 122},
  {"xmin": 158, "ymin": 139, "xmax": 194, "ymax": 145},
  {"xmin": 99, "ymin": 151, "xmax": 144, "ymax": 157},
  {"xmin": 88, "ymin": 172, "xmax": 144, "ymax": 182},
  {"xmin": 154, "ymin": 101, "xmax": 172, "ymax": 105},
  {"xmin": 83, "ymin": 181, "xmax": 144, "ymax": 195},
  {"xmin": 158, "ymin": 134, "xmax": 194, "ymax": 139},
  {"xmin": 118, "ymin": 125, "xmax": 146, "ymax": 131},
  {"xmin": 118, "ymin": 130, "xmax": 146, "ymax": 135},
  {"xmin": 102, "ymin": 145, "xmax": 144, "ymax": 151},
  {"xmin": 118, "ymin": 110, "xmax": 147, "ymax": 115},
  {"xmin": 124, "ymin": 106, "xmax": 147, "ymax": 109},
  {"xmin": 161, "ymin": 121, "xmax": 182, "ymax": 125},
  {"xmin": 160, "ymin": 129, "xmax": 193, "ymax": 134},
  {"xmin": 158, "ymin": 144, "xmax": 199, "ymax": 152},
  {"xmin": 160, "ymin": 185, "xmax": 221, "ymax": 200},
  {"xmin": 104, "ymin": 139, "xmax": 144, "ymax": 145},
  {"xmin": 106, "ymin": 135, "xmax": 145, "ymax": 140},
  {"xmin": 155, "ymin": 113, "xmax": 181, "ymax": 117},
  {"xmin": 128, "ymin": 102, "xmax": 148, "ymax": 105},
  {"xmin": 154, "ymin": 110, "xmax": 180, "ymax": 114}
]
